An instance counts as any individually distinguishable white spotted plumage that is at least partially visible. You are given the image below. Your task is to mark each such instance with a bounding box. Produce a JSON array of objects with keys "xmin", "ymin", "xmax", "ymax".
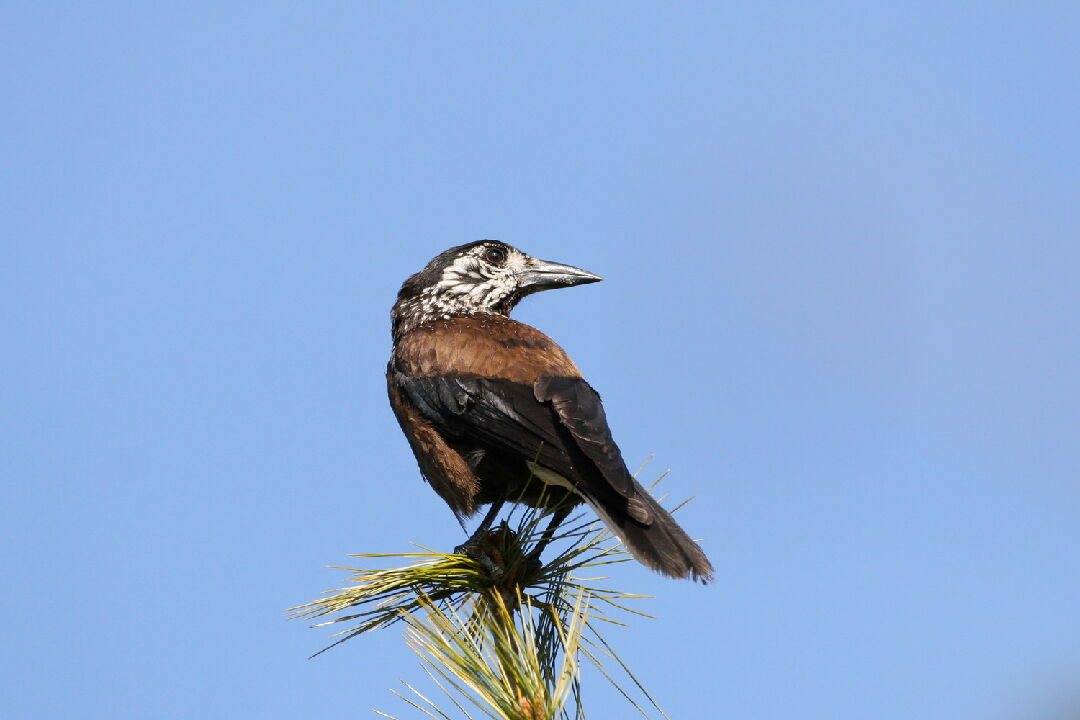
[{"xmin": 394, "ymin": 243, "xmax": 529, "ymax": 332}]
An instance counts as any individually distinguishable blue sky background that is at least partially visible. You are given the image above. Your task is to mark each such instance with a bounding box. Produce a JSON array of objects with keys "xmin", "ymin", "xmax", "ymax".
[{"xmin": 3, "ymin": 3, "xmax": 1079, "ymax": 718}]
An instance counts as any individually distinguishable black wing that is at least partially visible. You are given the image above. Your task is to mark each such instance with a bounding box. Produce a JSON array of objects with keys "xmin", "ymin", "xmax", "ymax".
[
  {"xmin": 394, "ymin": 372, "xmax": 645, "ymax": 517},
  {"xmin": 532, "ymin": 376, "xmax": 634, "ymax": 497}
]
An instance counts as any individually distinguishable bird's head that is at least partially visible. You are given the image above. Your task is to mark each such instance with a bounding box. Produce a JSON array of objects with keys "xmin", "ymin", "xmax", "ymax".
[{"xmin": 391, "ymin": 240, "xmax": 602, "ymax": 337}]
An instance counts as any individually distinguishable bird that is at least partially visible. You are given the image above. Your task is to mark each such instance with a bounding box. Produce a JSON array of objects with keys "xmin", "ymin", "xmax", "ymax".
[{"xmin": 386, "ymin": 240, "xmax": 714, "ymax": 582}]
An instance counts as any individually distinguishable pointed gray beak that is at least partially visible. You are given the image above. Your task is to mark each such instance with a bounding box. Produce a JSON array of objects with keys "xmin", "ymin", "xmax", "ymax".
[{"xmin": 517, "ymin": 257, "xmax": 603, "ymax": 291}]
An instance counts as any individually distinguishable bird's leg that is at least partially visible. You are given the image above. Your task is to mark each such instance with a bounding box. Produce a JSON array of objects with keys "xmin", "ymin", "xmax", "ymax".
[
  {"xmin": 453, "ymin": 498, "xmax": 505, "ymax": 556},
  {"xmin": 525, "ymin": 504, "xmax": 573, "ymax": 571}
]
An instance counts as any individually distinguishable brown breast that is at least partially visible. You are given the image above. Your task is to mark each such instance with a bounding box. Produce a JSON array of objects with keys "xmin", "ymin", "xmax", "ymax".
[{"xmin": 392, "ymin": 314, "xmax": 582, "ymax": 383}]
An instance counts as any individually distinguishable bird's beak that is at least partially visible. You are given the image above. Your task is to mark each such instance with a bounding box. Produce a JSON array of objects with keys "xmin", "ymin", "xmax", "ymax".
[{"xmin": 517, "ymin": 257, "xmax": 603, "ymax": 291}]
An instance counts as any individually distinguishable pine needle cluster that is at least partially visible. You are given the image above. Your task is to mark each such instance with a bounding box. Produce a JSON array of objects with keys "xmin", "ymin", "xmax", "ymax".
[{"xmin": 290, "ymin": 479, "xmax": 676, "ymax": 719}]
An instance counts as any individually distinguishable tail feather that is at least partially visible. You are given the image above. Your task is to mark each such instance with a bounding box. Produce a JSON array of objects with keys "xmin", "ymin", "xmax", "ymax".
[{"xmin": 583, "ymin": 484, "xmax": 714, "ymax": 584}]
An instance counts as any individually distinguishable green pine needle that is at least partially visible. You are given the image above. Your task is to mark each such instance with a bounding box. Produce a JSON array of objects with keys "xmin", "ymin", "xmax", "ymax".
[{"xmin": 290, "ymin": 478, "xmax": 683, "ymax": 719}]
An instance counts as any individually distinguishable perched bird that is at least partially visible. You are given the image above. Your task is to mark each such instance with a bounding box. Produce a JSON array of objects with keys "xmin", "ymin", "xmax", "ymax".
[{"xmin": 387, "ymin": 241, "xmax": 713, "ymax": 582}]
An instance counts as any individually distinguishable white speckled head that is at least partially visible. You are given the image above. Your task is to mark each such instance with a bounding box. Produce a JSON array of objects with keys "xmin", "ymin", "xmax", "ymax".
[{"xmin": 391, "ymin": 240, "xmax": 602, "ymax": 338}]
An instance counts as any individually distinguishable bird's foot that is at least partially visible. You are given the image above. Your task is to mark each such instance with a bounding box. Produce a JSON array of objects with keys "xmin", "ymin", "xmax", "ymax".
[
  {"xmin": 454, "ymin": 523, "xmax": 551, "ymax": 590},
  {"xmin": 454, "ymin": 527, "xmax": 510, "ymax": 579},
  {"xmin": 452, "ymin": 539, "xmax": 477, "ymax": 556},
  {"xmin": 522, "ymin": 549, "xmax": 543, "ymax": 579}
]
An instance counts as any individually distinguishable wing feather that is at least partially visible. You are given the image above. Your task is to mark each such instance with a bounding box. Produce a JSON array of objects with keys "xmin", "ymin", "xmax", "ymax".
[{"xmin": 395, "ymin": 372, "xmax": 650, "ymax": 523}]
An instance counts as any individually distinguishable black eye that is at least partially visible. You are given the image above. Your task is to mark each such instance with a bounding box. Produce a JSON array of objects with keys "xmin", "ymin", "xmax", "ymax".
[{"xmin": 483, "ymin": 246, "xmax": 508, "ymax": 265}]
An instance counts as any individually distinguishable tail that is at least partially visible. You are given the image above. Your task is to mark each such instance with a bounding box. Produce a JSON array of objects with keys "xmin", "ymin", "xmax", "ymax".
[{"xmin": 584, "ymin": 483, "xmax": 714, "ymax": 584}]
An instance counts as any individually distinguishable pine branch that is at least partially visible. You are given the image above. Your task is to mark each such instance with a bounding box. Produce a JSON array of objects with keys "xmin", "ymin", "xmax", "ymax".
[{"xmin": 290, "ymin": 480, "xmax": 680, "ymax": 719}]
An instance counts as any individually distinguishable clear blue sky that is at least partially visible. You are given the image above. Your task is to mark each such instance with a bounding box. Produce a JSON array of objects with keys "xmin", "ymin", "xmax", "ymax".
[{"xmin": 3, "ymin": 3, "xmax": 1078, "ymax": 718}]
